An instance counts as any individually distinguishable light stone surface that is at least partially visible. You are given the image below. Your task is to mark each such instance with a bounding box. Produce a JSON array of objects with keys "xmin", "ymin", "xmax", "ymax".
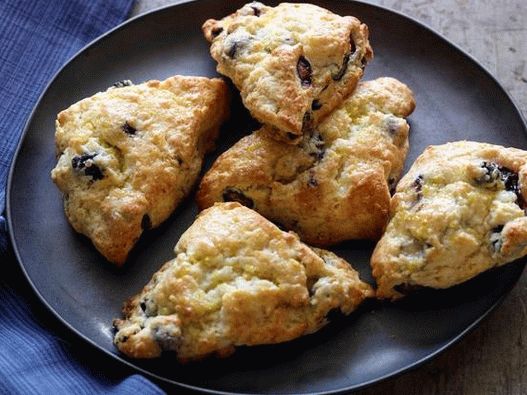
[{"xmin": 131, "ymin": 1, "xmax": 527, "ymax": 393}]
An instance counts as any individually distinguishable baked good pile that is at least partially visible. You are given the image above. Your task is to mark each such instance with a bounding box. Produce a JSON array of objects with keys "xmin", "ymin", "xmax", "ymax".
[{"xmin": 49, "ymin": 2, "xmax": 527, "ymax": 361}]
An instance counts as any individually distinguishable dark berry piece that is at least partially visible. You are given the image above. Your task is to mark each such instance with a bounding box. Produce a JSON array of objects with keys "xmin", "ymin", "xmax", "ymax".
[
  {"xmin": 226, "ymin": 42, "xmax": 238, "ymax": 58},
  {"xmin": 152, "ymin": 327, "xmax": 180, "ymax": 351},
  {"xmin": 226, "ymin": 37, "xmax": 252, "ymax": 59},
  {"xmin": 501, "ymin": 167, "xmax": 522, "ymax": 203},
  {"xmin": 297, "ymin": 56, "xmax": 312, "ymax": 88},
  {"xmin": 72, "ymin": 153, "xmax": 96, "ymax": 170},
  {"xmin": 141, "ymin": 214, "xmax": 152, "ymax": 230},
  {"xmin": 476, "ymin": 161, "xmax": 501, "ymax": 185},
  {"xmin": 332, "ymin": 53, "xmax": 350, "ymax": 81},
  {"xmin": 84, "ymin": 164, "xmax": 104, "ymax": 181},
  {"xmin": 121, "ymin": 121, "xmax": 137, "ymax": 135},
  {"xmin": 225, "ymin": 37, "xmax": 252, "ymax": 58},
  {"xmin": 222, "ymin": 188, "xmax": 254, "ymax": 208},
  {"xmin": 413, "ymin": 175, "xmax": 423, "ymax": 192},
  {"xmin": 413, "ymin": 175, "xmax": 424, "ymax": 202},
  {"xmin": 211, "ymin": 26, "xmax": 223, "ymax": 38},
  {"xmin": 500, "ymin": 167, "xmax": 524, "ymax": 208},
  {"xmin": 139, "ymin": 298, "xmax": 156, "ymax": 317},
  {"xmin": 251, "ymin": 5, "xmax": 261, "ymax": 16},
  {"xmin": 307, "ymin": 173, "xmax": 318, "ymax": 188},
  {"xmin": 286, "ymin": 132, "xmax": 298, "ymax": 140},
  {"xmin": 112, "ymin": 80, "xmax": 133, "ymax": 88},
  {"xmin": 477, "ymin": 162, "xmax": 524, "ymax": 209},
  {"xmin": 302, "ymin": 130, "xmax": 324, "ymax": 160},
  {"xmin": 72, "ymin": 153, "xmax": 103, "ymax": 181},
  {"xmin": 311, "ymin": 100, "xmax": 322, "ymax": 110}
]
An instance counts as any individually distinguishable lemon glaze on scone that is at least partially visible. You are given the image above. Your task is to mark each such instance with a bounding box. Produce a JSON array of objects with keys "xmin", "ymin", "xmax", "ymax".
[
  {"xmin": 371, "ymin": 141, "xmax": 527, "ymax": 300},
  {"xmin": 51, "ymin": 76, "xmax": 229, "ymax": 265},
  {"xmin": 197, "ymin": 77, "xmax": 415, "ymax": 245},
  {"xmin": 202, "ymin": 2, "xmax": 373, "ymax": 144},
  {"xmin": 113, "ymin": 203, "xmax": 373, "ymax": 360}
]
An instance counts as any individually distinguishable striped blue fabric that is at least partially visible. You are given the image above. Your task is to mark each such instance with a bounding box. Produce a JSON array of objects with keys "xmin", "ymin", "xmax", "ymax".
[{"xmin": 0, "ymin": 1, "xmax": 163, "ymax": 393}]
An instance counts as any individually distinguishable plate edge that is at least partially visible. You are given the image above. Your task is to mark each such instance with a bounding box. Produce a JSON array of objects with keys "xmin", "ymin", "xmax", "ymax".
[{"xmin": 6, "ymin": 1, "xmax": 527, "ymax": 394}]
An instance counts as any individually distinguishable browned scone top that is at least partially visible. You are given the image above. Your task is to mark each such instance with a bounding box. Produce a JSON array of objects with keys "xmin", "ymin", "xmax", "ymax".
[
  {"xmin": 202, "ymin": 1, "xmax": 373, "ymax": 144},
  {"xmin": 113, "ymin": 202, "xmax": 373, "ymax": 360},
  {"xmin": 371, "ymin": 141, "xmax": 527, "ymax": 300},
  {"xmin": 50, "ymin": 76, "xmax": 229, "ymax": 265},
  {"xmin": 197, "ymin": 77, "xmax": 415, "ymax": 245}
]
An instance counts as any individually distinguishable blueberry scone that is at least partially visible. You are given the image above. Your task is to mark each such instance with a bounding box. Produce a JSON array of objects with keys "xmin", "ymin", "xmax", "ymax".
[
  {"xmin": 202, "ymin": 2, "xmax": 373, "ymax": 144},
  {"xmin": 197, "ymin": 77, "xmax": 415, "ymax": 245},
  {"xmin": 371, "ymin": 141, "xmax": 527, "ymax": 300},
  {"xmin": 113, "ymin": 202, "xmax": 373, "ymax": 360},
  {"xmin": 51, "ymin": 76, "xmax": 229, "ymax": 265}
]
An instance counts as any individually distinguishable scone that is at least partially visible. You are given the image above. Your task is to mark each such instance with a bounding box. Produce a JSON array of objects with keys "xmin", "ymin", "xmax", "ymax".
[
  {"xmin": 113, "ymin": 202, "xmax": 373, "ymax": 360},
  {"xmin": 197, "ymin": 77, "xmax": 415, "ymax": 245},
  {"xmin": 51, "ymin": 76, "xmax": 229, "ymax": 265},
  {"xmin": 371, "ymin": 141, "xmax": 527, "ymax": 300},
  {"xmin": 203, "ymin": 2, "xmax": 373, "ymax": 143}
]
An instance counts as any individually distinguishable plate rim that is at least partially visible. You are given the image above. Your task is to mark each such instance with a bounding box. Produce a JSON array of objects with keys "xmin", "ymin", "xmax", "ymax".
[{"xmin": 6, "ymin": 0, "xmax": 527, "ymax": 393}]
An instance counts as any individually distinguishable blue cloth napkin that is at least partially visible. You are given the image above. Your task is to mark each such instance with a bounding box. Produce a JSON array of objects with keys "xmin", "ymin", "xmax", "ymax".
[{"xmin": 0, "ymin": 1, "xmax": 164, "ymax": 393}]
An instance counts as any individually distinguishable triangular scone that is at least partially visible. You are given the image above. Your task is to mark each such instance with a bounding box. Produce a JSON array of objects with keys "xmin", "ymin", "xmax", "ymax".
[
  {"xmin": 51, "ymin": 76, "xmax": 229, "ymax": 265},
  {"xmin": 197, "ymin": 77, "xmax": 415, "ymax": 245},
  {"xmin": 113, "ymin": 203, "xmax": 373, "ymax": 360},
  {"xmin": 203, "ymin": 2, "xmax": 373, "ymax": 144},
  {"xmin": 372, "ymin": 141, "xmax": 527, "ymax": 300}
]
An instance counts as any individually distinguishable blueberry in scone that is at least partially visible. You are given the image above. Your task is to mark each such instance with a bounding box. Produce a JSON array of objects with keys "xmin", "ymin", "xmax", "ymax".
[
  {"xmin": 51, "ymin": 76, "xmax": 230, "ymax": 265},
  {"xmin": 113, "ymin": 202, "xmax": 373, "ymax": 360},
  {"xmin": 202, "ymin": 2, "xmax": 373, "ymax": 144},
  {"xmin": 197, "ymin": 77, "xmax": 415, "ymax": 245},
  {"xmin": 371, "ymin": 141, "xmax": 527, "ymax": 300}
]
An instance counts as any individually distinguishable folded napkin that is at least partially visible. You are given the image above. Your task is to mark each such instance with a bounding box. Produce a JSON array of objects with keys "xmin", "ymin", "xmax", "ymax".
[{"xmin": 0, "ymin": 0, "xmax": 163, "ymax": 393}]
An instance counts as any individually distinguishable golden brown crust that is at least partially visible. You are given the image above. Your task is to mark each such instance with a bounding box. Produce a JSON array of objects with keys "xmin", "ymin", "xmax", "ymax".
[
  {"xmin": 113, "ymin": 203, "xmax": 373, "ymax": 360},
  {"xmin": 51, "ymin": 76, "xmax": 230, "ymax": 265},
  {"xmin": 202, "ymin": 2, "xmax": 373, "ymax": 143},
  {"xmin": 371, "ymin": 141, "xmax": 527, "ymax": 300},
  {"xmin": 197, "ymin": 77, "xmax": 415, "ymax": 245}
]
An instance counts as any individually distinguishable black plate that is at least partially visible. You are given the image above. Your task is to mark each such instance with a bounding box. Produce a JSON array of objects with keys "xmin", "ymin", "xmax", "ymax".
[{"xmin": 7, "ymin": 0, "xmax": 527, "ymax": 393}]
